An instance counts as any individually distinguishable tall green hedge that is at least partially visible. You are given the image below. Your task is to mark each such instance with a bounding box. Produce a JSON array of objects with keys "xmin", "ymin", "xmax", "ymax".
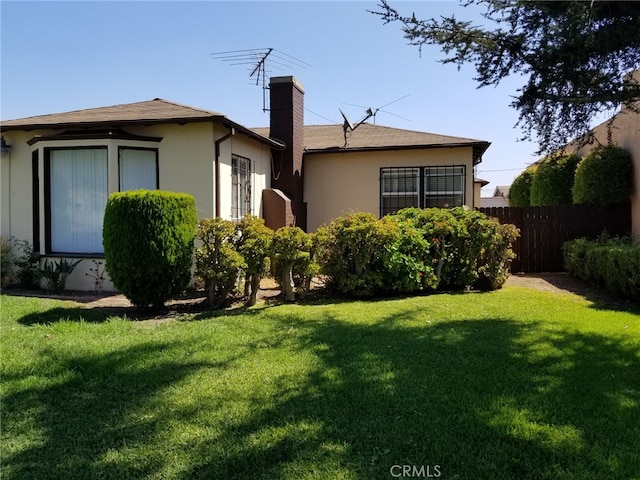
[
  {"xmin": 103, "ymin": 190, "xmax": 197, "ymax": 308},
  {"xmin": 509, "ymin": 169, "xmax": 536, "ymax": 207},
  {"xmin": 573, "ymin": 145, "xmax": 633, "ymax": 206},
  {"xmin": 530, "ymin": 153, "xmax": 581, "ymax": 206}
]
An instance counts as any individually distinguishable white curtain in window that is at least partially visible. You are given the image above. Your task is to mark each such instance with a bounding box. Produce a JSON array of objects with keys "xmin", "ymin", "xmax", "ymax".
[
  {"xmin": 120, "ymin": 148, "xmax": 157, "ymax": 191},
  {"xmin": 50, "ymin": 148, "xmax": 107, "ymax": 253}
]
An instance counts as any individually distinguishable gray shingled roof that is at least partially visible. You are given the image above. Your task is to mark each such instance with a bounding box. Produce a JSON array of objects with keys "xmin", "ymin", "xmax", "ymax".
[
  {"xmin": 254, "ymin": 123, "xmax": 490, "ymax": 163},
  {"xmin": 1, "ymin": 98, "xmax": 281, "ymax": 148}
]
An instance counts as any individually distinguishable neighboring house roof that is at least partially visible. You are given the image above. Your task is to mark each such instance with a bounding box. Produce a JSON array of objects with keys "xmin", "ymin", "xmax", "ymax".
[
  {"xmin": 474, "ymin": 177, "xmax": 490, "ymax": 187},
  {"xmin": 1, "ymin": 98, "xmax": 282, "ymax": 148},
  {"xmin": 493, "ymin": 186, "xmax": 510, "ymax": 197},
  {"xmin": 254, "ymin": 123, "xmax": 490, "ymax": 164}
]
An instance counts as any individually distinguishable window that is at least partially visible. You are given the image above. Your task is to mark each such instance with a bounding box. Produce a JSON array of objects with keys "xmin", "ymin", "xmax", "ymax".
[
  {"xmin": 46, "ymin": 147, "xmax": 108, "ymax": 254},
  {"xmin": 381, "ymin": 167, "xmax": 419, "ymax": 215},
  {"xmin": 424, "ymin": 166, "xmax": 465, "ymax": 208},
  {"xmin": 231, "ymin": 155, "xmax": 251, "ymax": 219},
  {"xmin": 380, "ymin": 165, "xmax": 466, "ymax": 216},
  {"xmin": 119, "ymin": 147, "xmax": 158, "ymax": 191}
]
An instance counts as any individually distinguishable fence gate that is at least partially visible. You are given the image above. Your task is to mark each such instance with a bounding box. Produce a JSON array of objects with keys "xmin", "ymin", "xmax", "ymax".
[{"xmin": 478, "ymin": 203, "xmax": 631, "ymax": 273}]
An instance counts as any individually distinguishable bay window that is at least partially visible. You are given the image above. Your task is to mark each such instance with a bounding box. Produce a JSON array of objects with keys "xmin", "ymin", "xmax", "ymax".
[{"xmin": 119, "ymin": 147, "xmax": 158, "ymax": 191}]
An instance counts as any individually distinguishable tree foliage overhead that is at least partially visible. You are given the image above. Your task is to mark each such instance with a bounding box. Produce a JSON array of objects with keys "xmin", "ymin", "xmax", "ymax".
[{"xmin": 371, "ymin": 1, "xmax": 640, "ymax": 153}]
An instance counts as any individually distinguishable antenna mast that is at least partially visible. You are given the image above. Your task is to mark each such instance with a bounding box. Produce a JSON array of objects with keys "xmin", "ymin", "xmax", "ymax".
[{"xmin": 210, "ymin": 48, "xmax": 310, "ymax": 112}]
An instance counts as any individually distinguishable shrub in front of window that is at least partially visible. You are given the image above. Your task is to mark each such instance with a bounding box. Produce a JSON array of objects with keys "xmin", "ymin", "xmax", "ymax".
[
  {"xmin": 318, "ymin": 212, "xmax": 397, "ymax": 297},
  {"xmin": 509, "ymin": 168, "xmax": 536, "ymax": 207},
  {"xmin": 103, "ymin": 190, "xmax": 197, "ymax": 309},
  {"xmin": 234, "ymin": 215, "xmax": 273, "ymax": 306},
  {"xmin": 195, "ymin": 217, "xmax": 246, "ymax": 308},
  {"xmin": 530, "ymin": 153, "xmax": 581, "ymax": 206},
  {"xmin": 572, "ymin": 145, "xmax": 633, "ymax": 206},
  {"xmin": 41, "ymin": 258, "xmax": 82, "ymax": 293},
  {"xmin": 11, "ymin": 239, "xmax": 42, "ymax": 289}
]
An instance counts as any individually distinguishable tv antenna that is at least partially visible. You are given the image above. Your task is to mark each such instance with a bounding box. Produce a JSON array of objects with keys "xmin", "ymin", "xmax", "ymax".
[
  {"xmin": 339, "ymin": 94, "xmax": 411, "ymax": 147},
  {"xmin": 210, "ymin": 48, "xmax": 311, "ymax": 112}
]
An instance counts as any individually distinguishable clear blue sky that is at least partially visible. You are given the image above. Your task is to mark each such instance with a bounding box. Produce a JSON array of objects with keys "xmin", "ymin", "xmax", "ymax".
[{"xmin": 1, "ymin": 0, "xmax": 545, "ymax": 194}]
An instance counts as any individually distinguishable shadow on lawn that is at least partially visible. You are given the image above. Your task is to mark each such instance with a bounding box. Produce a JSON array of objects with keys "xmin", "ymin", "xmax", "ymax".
[
  {"xmin": 183, "ymin": 314, "xmax": 639, "ymax": 480},
  {"xmin": 3, "ymin": 305, "xmax": 639, "ymax": 479}
]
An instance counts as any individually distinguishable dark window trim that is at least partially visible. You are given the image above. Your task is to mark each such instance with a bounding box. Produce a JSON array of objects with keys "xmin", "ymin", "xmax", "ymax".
[
  {"xmin": 379, "ymin": 164, "xmax": 467, "ymax": 217},
  {"xmin": 231, "ymin": 154, "xmax": 252, "ymax": 219},
  {"xmin": 44, "ymin": 146, "xmax": 108, "ymax": 255},
  {"xmin": 117, "ymin": 146, "xmax": 160, "ymax": 191},
  {"xmin": 32, "ymin": 150, "xmax": 40, "ymax": 253}
]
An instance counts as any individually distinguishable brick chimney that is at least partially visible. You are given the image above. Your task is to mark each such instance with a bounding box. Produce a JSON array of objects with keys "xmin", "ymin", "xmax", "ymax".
[{"xmin": 269, "ymin": 76, "xmax": 307, "ymax": 230}]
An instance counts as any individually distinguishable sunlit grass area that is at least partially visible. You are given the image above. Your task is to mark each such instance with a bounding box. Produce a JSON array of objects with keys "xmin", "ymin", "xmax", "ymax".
[{"xmin": 1, "ymin": 287, "xmax": 639, "ymax": 479}]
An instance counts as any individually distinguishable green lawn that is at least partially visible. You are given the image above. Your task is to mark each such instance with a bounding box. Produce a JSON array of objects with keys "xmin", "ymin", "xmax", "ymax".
[{"xmin": 1, "ymin": 286, "xmax": 639, "ymax": 480}]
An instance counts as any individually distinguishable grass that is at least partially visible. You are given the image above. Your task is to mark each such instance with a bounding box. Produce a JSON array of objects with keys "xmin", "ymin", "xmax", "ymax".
[{"xmin": 1, "ymin": 286, "xmax": 639, "ymax": 480}]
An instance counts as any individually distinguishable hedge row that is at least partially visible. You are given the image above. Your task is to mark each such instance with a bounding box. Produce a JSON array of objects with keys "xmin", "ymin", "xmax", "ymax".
[
  {"xmin": 318, "ymin": 208, "xmax": 519, "ymax": 297},
  {"xmin": 564, "ymin": 236, "xmax": 640, "ymax": 299},
  {"xmin": 510, "ymin": 145, "xmax": 633, "ymax": 207}
]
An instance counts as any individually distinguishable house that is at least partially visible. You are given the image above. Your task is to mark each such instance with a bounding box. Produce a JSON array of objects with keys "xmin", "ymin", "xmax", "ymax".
[
  {"xmin": 479, "ymin": 185, "xmax": 510, "ymax": 208},
  {"xmin": 1, "ymin": 76, "xmax": 491, "ymax": 290}
]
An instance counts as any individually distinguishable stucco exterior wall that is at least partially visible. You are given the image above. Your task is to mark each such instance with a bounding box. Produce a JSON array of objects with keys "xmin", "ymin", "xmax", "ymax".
[
  {"xmin": 303, "ymin": 147, "xmax": 476, "ymax": 232},
  {"xmin": 0, "ymin": 122, "xmax": 271, "ymax": 290}
]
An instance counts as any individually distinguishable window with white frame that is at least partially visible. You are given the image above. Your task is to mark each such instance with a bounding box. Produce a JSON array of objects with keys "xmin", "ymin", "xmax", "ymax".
[
  {"xmin": 380, "ymin": 165, "xmax": 466, "ymax": 216},
  {"xmin": 231, "ymin": 155, "xmax": 251, "ymax": 219},
  {"xmin": 46, "ymin": 147, "xmax": 108, "ymax": 254},
  {"xmin": 119, "ymin": 147, "xmax": 158, "ymax": 191}
]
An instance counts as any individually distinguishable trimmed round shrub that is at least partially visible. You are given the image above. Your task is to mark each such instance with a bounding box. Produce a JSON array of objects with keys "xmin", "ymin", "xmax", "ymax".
[
  {"xmin": 509, "ymin": 168, "xmax": 536, "ymax": 207},
  {"xmin": 530, "ymin": 153, "xmax": 581, "ymax": 206},
  {"xmin": 573, "ymin": 145, "xmax": 633, "ymax": 206},
  {"xmin": 103, "ymin": 190, "xmax": 197, "ymax": 308}
]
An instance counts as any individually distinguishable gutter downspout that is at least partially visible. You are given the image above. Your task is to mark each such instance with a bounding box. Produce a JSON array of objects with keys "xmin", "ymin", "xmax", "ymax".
[{"xmin": 214, "ymin": 127, "xmax": 235, "ymax": 218}]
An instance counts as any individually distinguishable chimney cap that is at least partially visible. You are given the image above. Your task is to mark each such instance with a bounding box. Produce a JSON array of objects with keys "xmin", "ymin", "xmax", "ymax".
[{"xmin": 270, "ymin": 76, "xmax": 304, "ymax": 93}]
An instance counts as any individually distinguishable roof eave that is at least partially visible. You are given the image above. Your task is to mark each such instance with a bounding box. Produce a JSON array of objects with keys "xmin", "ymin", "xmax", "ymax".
[
  {"xmin": 1, "ymin": 115, "xmax": 282, "ymax": 149},
  {"xmin": 305, "ymin": 141, "xmax": 491, "ymax": 164}
]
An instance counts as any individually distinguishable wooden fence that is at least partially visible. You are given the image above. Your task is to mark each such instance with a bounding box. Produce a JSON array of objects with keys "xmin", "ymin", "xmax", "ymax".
[{"xmin": 478, "ymin": 203, "xmax": 632, "ymax": 273}]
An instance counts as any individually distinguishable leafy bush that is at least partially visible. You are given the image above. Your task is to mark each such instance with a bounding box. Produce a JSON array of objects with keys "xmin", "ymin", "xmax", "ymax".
[
  {"xmin": 509, "ymin": 169, "xmax": 536, "ymax": 207},
  {"xmin": 11, "ymin": 239, "xmax": 41, "ymax": 289},
  {"xmin": 530, "ymin": 153, "xmax": 581, "ymax": 206},
  {"xmin": 271, "ymin": 226, "xmax": 314, "ymax": 301},
  {"xmin": 318, "ymin": 208, "xmax": 519, "ymax": 297},
  {"xmin": 1, "ymin": 236, "xmax": 13, "ymax": 288},
  {"xmin": 195, "ymin": 217, "xmax": 246, "ymax": 308},
  {"xmin": 573, "ymin": 145, "xmax": 633, "ymax": 206},
  {"xmin": 103, "ymin": 190, "xmax": 197, "ymax": 309},
  {"xmin": 317, "ymin": 212, "xmax": 397, "ymax": 297},
  {"xmin": 564, "ymin": 236, "xmax": 639, "ymax": 299},
  {"xmin": 234, "ymin": 215, "xmax": 273, "ymax": 306}
]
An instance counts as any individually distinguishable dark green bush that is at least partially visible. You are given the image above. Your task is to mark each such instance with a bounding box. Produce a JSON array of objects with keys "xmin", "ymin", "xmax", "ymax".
[
  {"xmin": 564, "ymin": 236, "xmax": 639, "ymax": 299},
  {"xmin": 103, "ymin": 190, "xmax": 197, "ymax": 308},
  {"xmin": 530, "ymin": 153, "xmax": 581, "ymax": 206},
  {"xmin": 509, "ymin": 169, "xmax": 536, "ymax": 207},
  {"xmin": 573, "ymin": 145, "xmax": 633, "ymax": 206}
]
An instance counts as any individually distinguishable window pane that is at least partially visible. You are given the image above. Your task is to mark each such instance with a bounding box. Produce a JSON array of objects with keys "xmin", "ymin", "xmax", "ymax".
[
  {"xmin": 381, "ymin": 168, "xmax": 419, "ymax": 216},
  {"xmin": 120, "ymin": 148, "xmax": 157, "ymax": 191},
  {"xmin": 232, "ymin": 155, "xmax": 251, "ymax": 219},
  {"xmin": 50, "ymin": 148, "xmax": 107, "ymax": 253},
  {"xmin": 424, "ymin": 166, "xmax": 465, "ymax": 207}
]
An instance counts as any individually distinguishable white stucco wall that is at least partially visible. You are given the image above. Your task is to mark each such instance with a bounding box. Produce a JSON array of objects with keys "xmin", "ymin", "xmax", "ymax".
[{"xmin": 0, "ymin": 122, "xmax": 272, "ymax": 290}]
